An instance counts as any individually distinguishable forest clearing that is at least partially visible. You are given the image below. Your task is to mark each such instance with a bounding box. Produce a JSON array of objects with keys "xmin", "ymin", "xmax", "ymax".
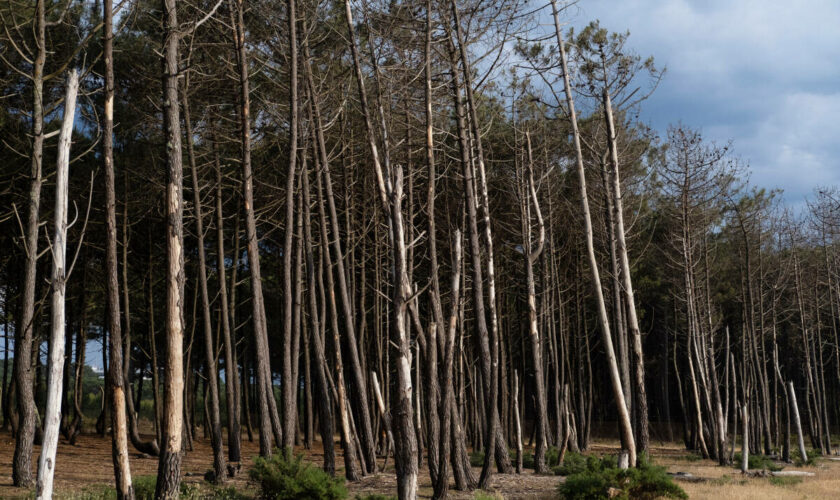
[
  {"xmin": 0, "ymin": 430, "xmax": 837, "ymax": 499},
  {"xmin": 1, "ymin": 0, "xmax": 839, "ymax": 498}
]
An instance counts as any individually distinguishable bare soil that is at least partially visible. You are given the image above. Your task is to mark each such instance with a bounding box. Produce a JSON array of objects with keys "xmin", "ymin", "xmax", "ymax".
[{"xmin": 1, "ymin": 431, "xmax": 839, "ymax": 499}]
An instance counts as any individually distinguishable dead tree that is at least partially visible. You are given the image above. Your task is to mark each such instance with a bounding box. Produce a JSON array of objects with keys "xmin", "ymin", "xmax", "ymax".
[{"xmin": 35, "ymin": 69, "xmax": 78, "ymax": 500}]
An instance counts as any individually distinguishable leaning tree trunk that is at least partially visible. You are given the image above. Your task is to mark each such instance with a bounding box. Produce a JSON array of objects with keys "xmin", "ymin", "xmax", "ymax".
[
  {"xmin": 155, "ymin": 0, "xmax": 186, "ymax": 495},
  {"xmin": 344, "ymin": 2, "xmax": 418, "ymax": 494},
  {"xmin": 35, "ymin": 70, "xmax": 78, "ymax": 500},
  {"xmin": 305, "ymin": 25, "xmax": 376, "ymax": 471},
  {"xmin": 522, "ymin": 131, "xmax": 549, "ymax": 474},
  {"xmin": 788, "ymin": 381, "xmax": 808, "ymax": 462},
  {"xmin": 183, "ymin": 80, "xmax": 226, "ymax": 483},
  {"xmin": 213, "ymin": 133, "xmax": 241, "ymax": 462},
  {"xmin": 602, "ymin": 88, "xmax": 650, "ymax": 454},
  {"xmin": 550, "ymin": 0, "xmax": 636, "ymax": 467},
  {"xmin": 231, "ymin": 0, "xmax": 278, "ymax": 457}
]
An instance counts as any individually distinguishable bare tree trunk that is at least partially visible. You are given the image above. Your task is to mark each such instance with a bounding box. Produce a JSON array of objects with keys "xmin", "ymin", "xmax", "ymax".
[
  {"xmin": 447, "ymin": 0, "xmax": 512, "ymax": 481},
  {"xmin": 155, "ymin": 0, "xmax": 186, "ymax": 493},
  {"xmin": 212, "ymin": 134, "xmax": 241, "ymax": 462},
  {"xmin": 183, "ymin": 81, "xmax": 226, "ymax": 482},
  {"xmin": 306, "ymin": 22, "xmax": 376, "ymax": 471},
  {"xmin": 13, "ymin": 0, "xmax": 47, "ymax": 486},
  {"xmin": 521, "ymin": 131, "xmax": 549, "ymax": 473},
  {"xmin": 551, "ymin": 0, "xmax": 636, "ymax": 467},
  {"xmin": 281, "ymin": 0, "xmax": 299, "ymax": 454},
  {"xmin": 344, "ymin": 2, "xmax": 418, "ymax": 494},
  {"xmin": 314, "ymin": 163, "xmax": 360, "ymax": 480},
  {"xmin": 512, "ymin": 370, "xmax": 523, "ymax": 474},
  {"xmin": 741, "ymin": 404, "xmax": 748, "ymax": 473},
  {"xmin": 550, "ymin": 0, "xmax": 636, "ymax": 467},
  {"xmin": 35, "ymin": 70, "xmax": 78, "ymax": 500},
  {"xmin": 788, "ymin": 381, "xmax": 808, "ymax": 462},
  {"xmin": 602, "ymin": 89, "xmax": 649, "ymax": 454},
  {"xmin": 231, "ymin": 0, "xmax": 278, "ymax": 457}
]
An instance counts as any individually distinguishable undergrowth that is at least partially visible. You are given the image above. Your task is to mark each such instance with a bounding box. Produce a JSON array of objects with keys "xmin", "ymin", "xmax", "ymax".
[
  {"xmin": 557, "ymin": 454, "xmax": 687, "ymax": 500},
  {"xmin": 249, "ymin": 449, "xmax": 347, "ymax": 500}
]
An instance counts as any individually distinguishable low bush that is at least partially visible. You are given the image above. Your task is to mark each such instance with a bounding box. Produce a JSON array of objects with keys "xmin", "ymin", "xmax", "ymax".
[
  {"xmin": 552, "ymin": 451, "xmax": 588, "ymax": 476},
  {"xmin": 732, "ymin": 453, "xmax": 783, "ymax": 471},
  {"xmin": 791, "ymin": 449, "xmax": 817, "ymax": 467},
  {"xmin": 249, "ymin": 449, "xmax": 347, "ymax": 500},
  {"xmin": 769, "ymin": 476, "xmax": 803, "ymax": 487},
  {"xmin": 557, "ymin": 454, "xmax": 687, "ymax": 500}
]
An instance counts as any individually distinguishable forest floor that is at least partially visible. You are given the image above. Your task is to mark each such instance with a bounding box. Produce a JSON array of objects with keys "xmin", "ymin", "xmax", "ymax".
[{"xmin": 0, "ymin": 430, "xmax": 838, "ymax": 499}]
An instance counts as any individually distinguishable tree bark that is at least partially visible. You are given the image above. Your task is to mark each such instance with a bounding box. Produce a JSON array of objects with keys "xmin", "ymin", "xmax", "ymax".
[
  {"xmin": 155, "ymin": 0, "xmax": 186, "ymax": 493},
  {"xmin": 231, "ymin": 0, "xmax": 278, "ymax": 457},
  {"xmin": 550, "ymin": 0, "xmax": 636, "ymax": 467},
  {"xmin": 183, "ymin": 80, "xmax": 226, "ymax": 482},
  {"xmin": 35, "ymin": 69, "xmax": 79, "ymax": 500},
  {"xmin": 13, "ymin": 0, "xmax": 47, "ymax": 485}
]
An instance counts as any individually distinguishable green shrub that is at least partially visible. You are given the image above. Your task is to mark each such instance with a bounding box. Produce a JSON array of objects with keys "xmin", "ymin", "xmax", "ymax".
[
  {"xmin": 557, "ymin": 454, "xmax": 687, "ymax": 500},
  {"xmin": 132, "ymin": 475, "xmax": 158, "ymax": 500},
  {"xmin": 552, "ymin": 452, "xmax": 589, "ymax": 476},
  {"xmin": 545, "ymin": 446, "xmax": 561, "ymax": 467},
  {"xmin": 249, "ymin": 449, "xmax": 347, "ymax": 500},
  {"xmin": 769, "ymin": 476, "xmax": 803, "ymax": 487},
  {"xmin": 792, "ymin": 449, "xmax": 817, "ymax": 467},
  {"xmin": 732, "ymin": 453, "xmax": 783, "ymax": 471}
]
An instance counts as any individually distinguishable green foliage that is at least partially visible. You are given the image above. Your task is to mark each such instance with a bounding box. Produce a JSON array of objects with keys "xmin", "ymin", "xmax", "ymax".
[
  {"xmin": 132, "ymin": 475, "xmax": 159, "ymax": 500},
  {"xmin": 769, "ymin": 476, "xmax": 803, "ymax": 487},
  {"xmin": 353, "ymin": 495, "xmax": 396, "ymax": 500},
  {"xmin": 732, "ymin": 453, "xmax": 783, "ymax": 471},
  {"xmin": 469, "ymin": 450, "xmax": 484, "ymax": 467},
  {"xmin": 557, "ymin": 455, "xmax": 687, "ymax": 500},
  {"xmin": 249, "ymin": 449, "xmax": 347, "ymax": 500},
  {"xmin": 553, "ymin": 451, "xmax": 587, "ymax": 476},
  {"xmin": 792, "ymin": 449, "xmax": 818, "ymax": 467}
]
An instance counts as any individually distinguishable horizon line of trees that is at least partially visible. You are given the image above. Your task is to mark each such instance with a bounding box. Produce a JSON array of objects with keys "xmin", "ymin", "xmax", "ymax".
[{"xmin": 2, "ymin": 0, "xmax": 840, "ymax": 498}]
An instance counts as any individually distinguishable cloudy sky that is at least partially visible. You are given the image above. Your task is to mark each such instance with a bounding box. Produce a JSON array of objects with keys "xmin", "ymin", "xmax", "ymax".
[{"xmin": 556, "ymin": 0, "xmax": 840, "ymax": 206}]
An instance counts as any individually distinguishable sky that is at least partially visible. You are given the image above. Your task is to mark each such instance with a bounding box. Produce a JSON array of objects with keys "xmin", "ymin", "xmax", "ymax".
[{"xmin": 556, "ymin": 0, "xmax": 840, "ymax": 207}]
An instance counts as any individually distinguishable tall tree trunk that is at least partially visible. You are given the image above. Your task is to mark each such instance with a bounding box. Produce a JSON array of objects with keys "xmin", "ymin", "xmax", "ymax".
[
  {"xmin": 101, "ymin": 0, "xmax": 136, "ymax": 489},
  {"xmin": 550, "ymin": 0, "xmax": 636, "ymax": 466},
  {"xmin": 183, "ymin": 80, "xmax": 226, "ymax": 482},
  {"xmin": 281, "ymin": 0, "xmax": 299, "ymax": 454},
  {"xmin": 213, "ymin": 134, "xmax": 241, "ymax": 462},
  {"xmin": 155, "ymin": 0, "xmax": 186, "ymax": 494},
  {"xmin": 315, "ymin": 163, "xmax": 360, "ymax": 480},
  {"xmin": 13, "ymin": 0, "xmax": 47, "ymax": 485},
  {"xmin": 123, "ymin": 183, "xmax": 160, "ymax": 457},
  {"xmin": 231, "ymin": 0, "xmax": 278, "ymax": 457},
  {"xmin": 447, "ymin": 0, "xmax": 512, "ymax": 481},
  {"xmin": 602, "ymin": 88, "xmax": 650, "ymax": 454},
  {"xmin": 35, "ymin": 70, "xmax": 78, "ymax": 500},
  {"xmin": 344, "ymin": 2, "xmax": 418, "ymax": 494},
  {"xmin": 522, "ymin": 131, "xmax": 549, "ymax": 474},
  {"xmin": 305, "ymin": 23, "xmax": 376, "ymax": 471}
]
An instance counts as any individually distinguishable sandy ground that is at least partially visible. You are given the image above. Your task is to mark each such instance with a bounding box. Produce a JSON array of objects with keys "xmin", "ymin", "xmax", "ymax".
[{"xmin": 1, "ymin": 430, "xmax": 838, "ymax": 499}]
